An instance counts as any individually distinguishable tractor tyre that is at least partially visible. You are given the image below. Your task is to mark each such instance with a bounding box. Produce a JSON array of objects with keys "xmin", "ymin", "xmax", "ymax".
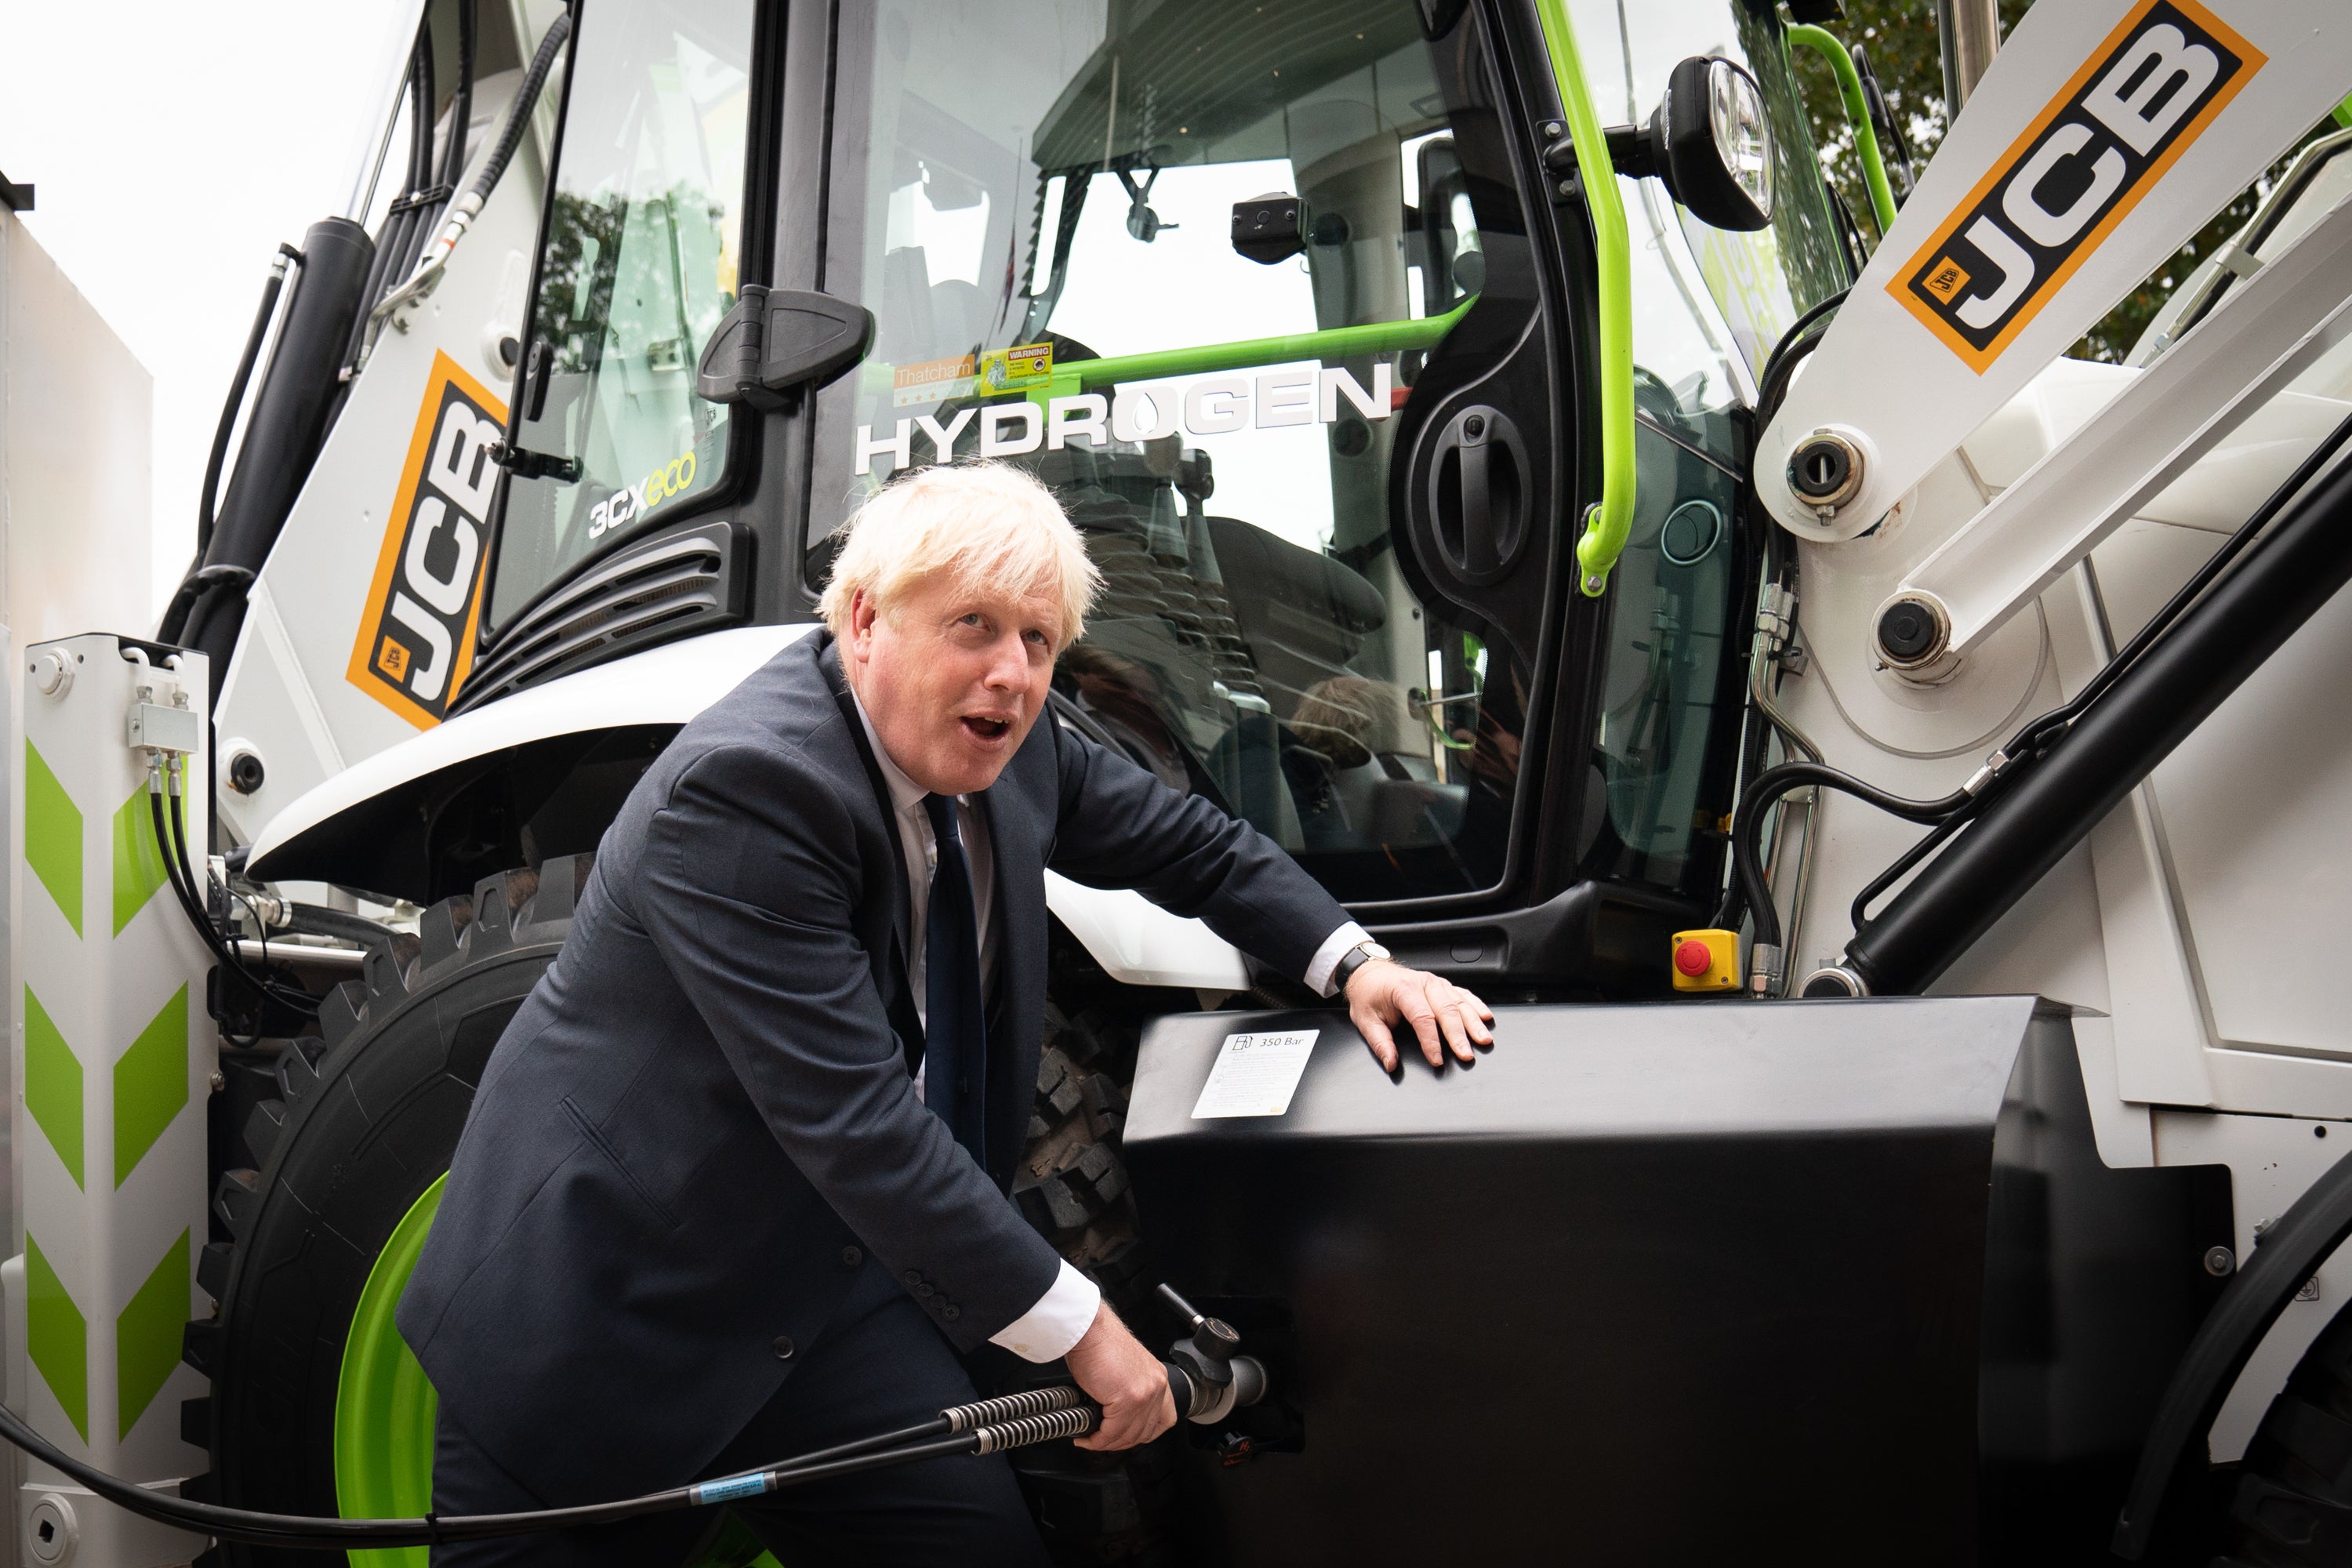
[
  {"xmin": 180, "ymin": 858, "xmax": 591, "ymax": 1568},
  {"xmin": 2214, "ymin": 1290, "xmax": 2352, "ymax": 1565},
  {"xmin": 1007, "ymin": 1001, "xmax": 1184, "ymax": 1566}
]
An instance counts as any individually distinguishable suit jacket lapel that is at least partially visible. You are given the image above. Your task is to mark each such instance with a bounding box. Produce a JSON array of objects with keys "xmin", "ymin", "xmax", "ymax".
[{"xmin": 818, "ymin": 637, "xmax": 924, "ymax": 1065}]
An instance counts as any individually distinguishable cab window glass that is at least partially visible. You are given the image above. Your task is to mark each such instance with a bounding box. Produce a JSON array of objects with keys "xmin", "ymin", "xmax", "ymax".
[
  {"xmin": 1560, "ymin": 0, "xmax": 1842, "ymax": 891},
  {"xmin": 491, "ymin": 0, "xmax": 754, "ymax": 625},
  {"xmin": 820, "ymin": 1, "xmax": 1535, "ymax": 903}
]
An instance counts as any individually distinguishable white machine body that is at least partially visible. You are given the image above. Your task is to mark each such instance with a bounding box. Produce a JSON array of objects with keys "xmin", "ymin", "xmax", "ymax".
[{"xmin": 1746, "ymin": 0, "xmax": 2352, "ymax": 1461}]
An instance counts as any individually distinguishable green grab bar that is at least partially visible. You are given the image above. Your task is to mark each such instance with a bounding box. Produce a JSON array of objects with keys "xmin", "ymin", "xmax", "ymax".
[
  {"xmin": 1056, "ymin": 295, "xmax": 1475, "ymax": 396},
  {"xmin": 859, "ymin": 296, "xmax": 1474, "ymax": 406},
  {"xmin": 1530, "ymin": 0, "xmax": 1635, "ymax": 597},
  {"xmin": 1788, "ymin": 24, "xmax": 1900, "ymax": 237},
  {"xmin": 2335, "ymin": 90, "xmax": 2352, "ymax": 131}
]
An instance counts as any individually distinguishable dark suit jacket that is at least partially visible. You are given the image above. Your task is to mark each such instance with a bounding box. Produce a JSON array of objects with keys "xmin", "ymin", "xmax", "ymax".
[{"xmin": 397, "ymin": 631, "xmax": 1350, "ymax": 1500}]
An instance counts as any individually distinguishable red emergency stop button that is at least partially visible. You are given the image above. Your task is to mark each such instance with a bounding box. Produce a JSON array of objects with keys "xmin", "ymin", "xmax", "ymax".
[{"xmin": 1675, "ymin": 939, "xmax": 1713, "ymax": 978}]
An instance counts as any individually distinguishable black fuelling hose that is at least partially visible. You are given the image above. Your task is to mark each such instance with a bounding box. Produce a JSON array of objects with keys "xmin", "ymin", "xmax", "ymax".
[{"xmin": 0, "ymin": 1385, "xmax": 1097, "ymax": 1550}]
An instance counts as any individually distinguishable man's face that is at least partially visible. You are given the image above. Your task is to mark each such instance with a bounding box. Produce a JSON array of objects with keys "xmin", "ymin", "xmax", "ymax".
[{"xmin": 845, "ymin": 571, "xmax": 1063, "ymax": 796}]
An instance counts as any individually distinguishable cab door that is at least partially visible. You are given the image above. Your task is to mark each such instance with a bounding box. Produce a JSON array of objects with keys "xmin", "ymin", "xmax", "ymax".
[
  {"xmin": 805, "ymin": 0, "xmax": 1589, "ymax": 929},
  {"xmin": 793, "ymin": 0, "xmax": 1833, "ymax": 987}
]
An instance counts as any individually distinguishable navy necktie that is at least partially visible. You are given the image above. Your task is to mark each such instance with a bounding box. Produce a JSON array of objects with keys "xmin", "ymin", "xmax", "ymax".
[{"xmin": 922, "ymin": 793, "xmax": 988, "ymax": 1167}]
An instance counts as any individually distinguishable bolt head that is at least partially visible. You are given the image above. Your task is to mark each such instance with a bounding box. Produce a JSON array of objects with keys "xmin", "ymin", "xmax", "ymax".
[
  {"xmin": 1876, "ymin": 601, "xmax": 1940, "ymax": 661},
  {"xmin": 2205, "ymin": 1244, "xmax": 2236, "ymax": 1277}
]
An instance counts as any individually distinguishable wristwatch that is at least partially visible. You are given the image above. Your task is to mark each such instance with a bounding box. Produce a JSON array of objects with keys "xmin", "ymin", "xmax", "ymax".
[{"xmin": 1331, "ymin": 938, "xmax": 1392, "ymax": 996}]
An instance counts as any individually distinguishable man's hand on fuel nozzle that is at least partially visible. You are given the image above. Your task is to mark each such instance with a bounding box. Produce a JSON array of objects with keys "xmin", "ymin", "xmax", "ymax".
[
  {"xmin": 1345, "ymin": 960, "xmax": 1494, "ymax": 1071},
  {"xmin": 1066, "ymin": 1301, "xmax": 1175, "ymax": 1450}
]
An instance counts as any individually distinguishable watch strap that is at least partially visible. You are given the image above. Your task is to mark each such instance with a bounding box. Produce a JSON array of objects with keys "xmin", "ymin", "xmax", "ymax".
[{"xmin": 1332, "ymin": 942, "xmax": 1377, "ymax": 996}]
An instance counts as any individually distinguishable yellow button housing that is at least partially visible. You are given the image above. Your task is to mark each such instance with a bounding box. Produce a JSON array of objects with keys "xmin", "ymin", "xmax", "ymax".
[{"xmin": 1670, "ymin": 928, "xmax": 1740, "ymax": 993}]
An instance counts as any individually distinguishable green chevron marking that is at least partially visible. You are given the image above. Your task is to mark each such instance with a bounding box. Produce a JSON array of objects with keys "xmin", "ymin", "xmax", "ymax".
[
  {"xmin": 25, "ymin": 988, "xmax": 85, "ymax": 1190},
  {"xmin": 25, "ymin": 740, "xmax": 83, "ymax": 937},
  {"xmin": 117, "ymin": 1230, "xmax": 190, "ymax": 1438},
  {"xmin": 26, "ymin": 1232, "xmax": 89, "ymax": 1443},
  {"xmin": 114, "ymin": 985, "xmax": 189, "ymax": 1187}
]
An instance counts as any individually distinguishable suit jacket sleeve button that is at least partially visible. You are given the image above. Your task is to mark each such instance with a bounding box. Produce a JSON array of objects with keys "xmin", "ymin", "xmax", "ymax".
[
  {"xmin": 842, "ymin": 1246, "xmax": 863, "ymax": 1267},
  {"xmin": 902, "ymin": 1269, "xmax": 922, "ymax": 1287},
  {"xmin": 942, "ymin": 1306, "xmax": 960, "ymax": 1321},
  {"xmin": 772, "ymin": 1336, "xmax": 795, "ymax": 1359}
]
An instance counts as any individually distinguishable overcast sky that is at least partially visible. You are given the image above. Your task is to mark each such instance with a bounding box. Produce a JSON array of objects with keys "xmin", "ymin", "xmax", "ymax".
[{"xmin": 0, "ymin": 0, "xmax": 409, "ymax": 617}]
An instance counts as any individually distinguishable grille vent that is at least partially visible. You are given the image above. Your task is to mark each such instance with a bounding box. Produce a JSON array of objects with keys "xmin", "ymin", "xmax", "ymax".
[{"xmin": 451, "ymin": 521, "xmax": 750, "ymax": 713}]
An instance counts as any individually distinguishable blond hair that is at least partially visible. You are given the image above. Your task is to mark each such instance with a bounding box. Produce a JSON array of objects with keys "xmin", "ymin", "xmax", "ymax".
[{"xmin": 818, "ymin": 461, "xmax": 1100, "ymax": 648}]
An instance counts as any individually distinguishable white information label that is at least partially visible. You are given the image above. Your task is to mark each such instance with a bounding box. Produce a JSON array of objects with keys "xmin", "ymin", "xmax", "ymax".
[{"xmin": 1190, "ymin": 1030, "xmax": 1320, "ymax": 1120}]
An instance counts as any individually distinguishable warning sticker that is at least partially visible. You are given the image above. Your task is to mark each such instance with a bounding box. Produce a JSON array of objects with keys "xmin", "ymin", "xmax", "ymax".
[
  {"xmin": 1190, "ymin": 1030, "xmax": 1319, "ymax": 1120},
  {"xmin": 890, "ymin": 343, "xmax": 1054, "ymax": 407}
]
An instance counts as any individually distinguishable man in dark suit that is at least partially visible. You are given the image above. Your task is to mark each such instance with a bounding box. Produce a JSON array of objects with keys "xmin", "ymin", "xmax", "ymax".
[{"xmin": 398, "ymin": 461, "xmax": 1494, "ymax": 1564}]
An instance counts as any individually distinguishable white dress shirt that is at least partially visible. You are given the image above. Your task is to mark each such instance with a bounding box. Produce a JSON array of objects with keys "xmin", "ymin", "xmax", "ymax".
[{"xmin": 848, "ymin": 694, "xmax": 1369, "ymax": 1363}]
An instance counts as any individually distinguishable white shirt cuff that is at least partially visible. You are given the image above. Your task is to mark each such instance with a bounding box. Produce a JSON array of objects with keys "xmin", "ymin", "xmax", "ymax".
[
  {"xmin": 1305, "ymin": 921, "xmax": 1374, "ymax": 998},
  {"xmin": 990, "ymin": 1260, "xmax": 1101, "ymax": 1363}
]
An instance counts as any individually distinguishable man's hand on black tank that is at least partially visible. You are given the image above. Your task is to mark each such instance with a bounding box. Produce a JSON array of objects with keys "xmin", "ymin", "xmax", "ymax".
[
  {"xmin": 1065, "ymin": 1301, "xmax": 1176, "ymax": 1450},
  {"xmin": 1345, "ymin": 960, "xmax": 1494, "ymax": 1070}
]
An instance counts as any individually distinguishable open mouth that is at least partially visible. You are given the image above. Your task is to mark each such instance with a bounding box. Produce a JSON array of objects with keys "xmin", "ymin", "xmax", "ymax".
[{"xmin": 961, "ymin": 715, "xmax": 1013, "ymax": 742}]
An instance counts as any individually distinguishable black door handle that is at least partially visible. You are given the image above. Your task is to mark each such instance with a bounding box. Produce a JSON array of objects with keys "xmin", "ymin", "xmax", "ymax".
[{"xmin": 1427, "ymin": 405, "xmax": 1526, "ymax": 585}]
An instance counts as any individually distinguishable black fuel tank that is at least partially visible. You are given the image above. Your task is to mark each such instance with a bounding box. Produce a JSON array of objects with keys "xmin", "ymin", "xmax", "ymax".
[{"xmin": 1121, "ymin": 996, "xmax": 2224, "ymax": 1565}]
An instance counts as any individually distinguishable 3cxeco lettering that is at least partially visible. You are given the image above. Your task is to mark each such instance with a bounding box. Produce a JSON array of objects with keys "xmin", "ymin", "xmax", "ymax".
[{"xmin": 589, "ymin": 451, "xmax": 699, "ymax": 540}]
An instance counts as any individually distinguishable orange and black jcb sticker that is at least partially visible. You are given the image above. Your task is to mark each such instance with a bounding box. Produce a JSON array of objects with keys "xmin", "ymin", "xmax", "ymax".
[
  {"xmin": 1891, "ymin": 0, "xmax": 2260, "ymax": 372},
  {"xmin": 347, "ymin": 350, "xmax": 508, "ymax": 728}
]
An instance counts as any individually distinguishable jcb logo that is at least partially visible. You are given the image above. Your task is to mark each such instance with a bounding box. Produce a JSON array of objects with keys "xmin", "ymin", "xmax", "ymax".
[
  {"xmin": 347, "ymin": 351, "xmax": 508, "ymax": 727},
  {"xmin": 1893, "ymin": 0, "xmax": 2259, "ymax": 371}
]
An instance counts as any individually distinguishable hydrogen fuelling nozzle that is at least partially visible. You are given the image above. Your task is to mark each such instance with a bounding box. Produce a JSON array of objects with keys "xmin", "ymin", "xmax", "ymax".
[{"xmin": 1158, "ymin": 1283, "xmax": 1269, "ymax": 1425}]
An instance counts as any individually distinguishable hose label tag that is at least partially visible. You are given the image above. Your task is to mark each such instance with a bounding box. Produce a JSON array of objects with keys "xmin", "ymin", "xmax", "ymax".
[
  {"xmin": 1192, "ymin": 1030, "xmax": 1319, "ymax": 1119},
  {"xmin": 346, "ymin": 350, "xmax": 508, "ymax": 728},
  {"xmin": 693, "ymin": 1474, "xmax": 770, "ymax": 1505},
  {"xmin": 1889, "ymin": 0, "xmax": 2259, "ymax": 372}
]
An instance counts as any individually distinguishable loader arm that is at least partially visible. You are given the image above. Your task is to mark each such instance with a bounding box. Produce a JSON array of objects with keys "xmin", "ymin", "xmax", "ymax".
[{"xmin": 1755, "ymin": 0, "xmax": 2352, "ymax": 544}]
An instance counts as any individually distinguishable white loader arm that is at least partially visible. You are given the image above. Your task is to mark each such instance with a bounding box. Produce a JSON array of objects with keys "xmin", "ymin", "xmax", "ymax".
[{"xmin": 1756, "ymin": 0, "xmax": 2352, "ymax": 542}]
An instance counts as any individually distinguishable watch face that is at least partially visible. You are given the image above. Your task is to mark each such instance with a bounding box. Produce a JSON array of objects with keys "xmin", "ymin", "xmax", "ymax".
[{"xmin": 1362, "ymin": 942, "xmax": 1392, "ymax": 963}]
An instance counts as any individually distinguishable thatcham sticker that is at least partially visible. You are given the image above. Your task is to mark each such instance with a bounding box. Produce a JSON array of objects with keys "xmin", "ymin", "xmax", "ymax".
[
  {"xmin": 1892, "ymin": 0, "xmax": 2259, "ymax": 372},
  {"xmin": 347, "ymin": 350, "xmax": 506, "ymax": 728},
  {"xmin": 855, "ymin": 362, "xmax": 1395, "ymax": 477}
]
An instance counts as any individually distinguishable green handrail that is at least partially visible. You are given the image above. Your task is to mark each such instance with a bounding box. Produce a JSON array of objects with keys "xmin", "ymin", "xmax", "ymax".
[
  {"xmin": 1531, "ymin": 0, "xmax": 1635, "ymax": 597},
  {"xmin": 2334, "ymin": 89, "xmax": 2352, "ymax": 131},
  {"xmin": 1788, "ymin": 24, "xmax": 1900, "ymax": 237},
  {"xmin": 859, "ymin": 296, "xmax": 1475, "ymax": 405},
  {"xmin": 1053, "ymin": 295, "xmax": 1476, "ymax": 396}
]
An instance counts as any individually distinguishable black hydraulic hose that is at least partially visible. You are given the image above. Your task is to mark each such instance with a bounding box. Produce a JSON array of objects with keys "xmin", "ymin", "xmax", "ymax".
[
  {"xmin": 151, "ymin": 786, "xmax": 317, "ymax": 1016},
  {"xmin": 387, "ymin": 11, "xmax": 572, "ymax": 303},
  {"xmin": 1755, "ymin": 292, "xmax": 1846, "ymax": 428},
  {"xmin": 156, "ymin": 564, "xmax": 254, "ymax": 645},
  {"xmin": 344, "ymin": 35, "xmax": 434, "ymax": 370},
  {"xmin": 1731, "ymin": 761, "xmax": 1969, "ymax": 953},
  {"xmin": 476, "ymin": 12, "xmax": 569, "ymax": 201},
  {"xmin": 1844, "ymin": 445, "xmax": 2352, "ymax": 996},
  {"xmin": 441, "ymin": 0, "xmax": 477, "ymax": 194},
  {"xmin": 353, "ymin": 10, "xmax": 571, "ymax": 377},
  {"xmin": 280, "ymin": 901, "xmax": 400, "ymax": 950},
  {"xmin": 198, "ymin": 245, "xmax": 302, "ymax": 559},
  {"xmin": 2008, "ymin": 406, "xmax": 2352, "ymax": 760},
  {"xmin": 0, "ymin": 1384, "xmax": 1095, "ymax": 1550}
]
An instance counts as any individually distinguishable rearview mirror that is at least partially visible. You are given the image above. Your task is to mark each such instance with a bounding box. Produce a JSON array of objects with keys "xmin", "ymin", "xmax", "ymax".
[{"xmin": 1603, "ymin": 56, "xmax": 1774, "ymax": 232}]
